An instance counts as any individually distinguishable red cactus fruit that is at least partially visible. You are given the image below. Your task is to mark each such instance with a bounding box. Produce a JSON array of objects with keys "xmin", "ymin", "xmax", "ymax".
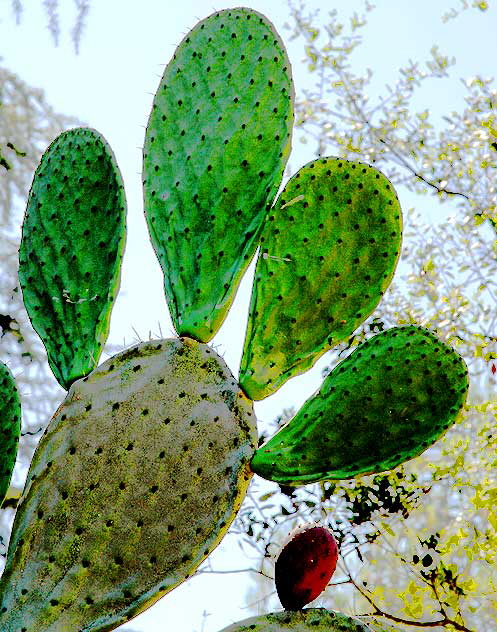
[{"xmin": 275, "ymin": 524, "xmax": 338, "ymax": 610}]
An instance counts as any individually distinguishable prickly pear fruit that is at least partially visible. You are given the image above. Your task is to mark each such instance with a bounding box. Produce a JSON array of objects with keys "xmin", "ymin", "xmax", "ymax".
[
  {"xmin": 239, "ymin": 157, "xmax": 402, "ymax": 400},
  {"xmin": 0, "ymin": 361, "xmax": 21, "ymax": 505},
  {"xmin": 275, "ymin": 524, "xmax": 338, "ymax": 610},
  {"xmin": 251, "ymin": 326, "xmax": 468, "ymax": 485},
  {"xmin": 143, "ymin": 7, "xmax": 293, "ymax": 343},
  {"xmin": 0, "ymin": 338, "xmax": 256, "ymax": 632},
  {"xmin": 217, "ymin": 608, "xmax": 373, "ymax": 631},
  {"xmin": 18, "ymin": 127, "xmax": 127, "ymax": 390}
]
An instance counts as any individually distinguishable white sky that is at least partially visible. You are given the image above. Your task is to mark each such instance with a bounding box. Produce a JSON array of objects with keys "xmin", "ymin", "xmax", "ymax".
[{"xmin": 2, "ymin": 1, "xmax": 497, "ymax": 630}]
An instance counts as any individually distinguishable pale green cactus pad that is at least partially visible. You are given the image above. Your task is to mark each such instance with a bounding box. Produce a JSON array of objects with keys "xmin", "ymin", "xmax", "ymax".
[
  {"xmin": 217, "ymin": 608, "xmax": 378, "ymax": 631},
  {"xmin": 251, "ymin": 326, "xmax": 468, "ymax": 485},
  {"xmin": 0, "ymin": 338, "xmax": 256, "ymax": 631},
  {"xmin": 239, "ymin": 158, "xmax": 402, "ymax": 400},
  {"xmin": 143, "ymin": 7, "xmax": 293, "ymax": 343},
  {"xmin": 18, "ymin": 127, "xmax": 127, "ymax": 390}
]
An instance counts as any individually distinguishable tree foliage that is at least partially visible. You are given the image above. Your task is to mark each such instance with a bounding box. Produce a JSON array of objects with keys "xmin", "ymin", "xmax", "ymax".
[
  {"xmin": 6, "ymin": 0, "xmax": 90, "ymax": 52},
  {"xmin": 219, "ymin": 2, "xmax": 497, "ymax": 630}
]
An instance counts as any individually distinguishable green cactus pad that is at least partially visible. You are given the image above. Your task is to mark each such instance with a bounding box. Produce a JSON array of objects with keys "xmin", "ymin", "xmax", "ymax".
[
  {"xmin": 19, "ymin": 127, "xmax": 127, "ymax": 390},
  {"xmin": 251, "ymin": 326, "xmax": 468, "ymax": 485},
  {"xmin": 239, "ymin": 157, "xmax": 402, "ymax": 400},
  {"xmin": 217, "ymin": 608, "xmax": 373, "ymax": 631},
  {"xmin": 0, "ymin": 362, "xmax": 21, "ymax": 505},
  {"xmin": 143, "ymin": 7, "xmax": 294, "ymax": 342},
  {"xmin": 0, "ymin": 338, "xmax": 256, "ymax": 631}
]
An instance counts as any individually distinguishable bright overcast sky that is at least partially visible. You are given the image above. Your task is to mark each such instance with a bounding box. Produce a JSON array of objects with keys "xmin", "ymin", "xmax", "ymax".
[{"xmin": 2, "ymin": 1, "xmax": 497, "ymax": 630}]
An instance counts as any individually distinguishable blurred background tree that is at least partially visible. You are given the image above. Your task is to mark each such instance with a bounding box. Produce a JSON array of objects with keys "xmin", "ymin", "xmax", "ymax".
[{"xmin": 218, "ymin": 2, "xmax": 497, "ymax": 631}]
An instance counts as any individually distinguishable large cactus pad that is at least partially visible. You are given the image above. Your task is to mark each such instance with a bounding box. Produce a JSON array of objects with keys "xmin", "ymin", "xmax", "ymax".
[
  {"xmin": 0, "ymin": 338, "xmax": 256, "ymax": 631},
  {"xmin": 143, "ymin": 7, "xmax": 293, "ymax": 342},
  {"xmin": 251, "ymin": 326, "xmax": 468, "ymax": 485},
  {"xmin": 239, "ymin": 158, "xmax": 402, "ymax": 400},
  {"xmin": 19, "ymin": 127, "xmax": 127, "ymax": 389}
]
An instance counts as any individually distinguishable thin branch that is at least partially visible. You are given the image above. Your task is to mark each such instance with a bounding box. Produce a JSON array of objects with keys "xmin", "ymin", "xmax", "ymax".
[
  {"xmin": 342, "ymin": 555, "xmax": 474, "ymax": 632},
  {"xmin": 377, "ymin": 139, "xmax": 471, "ymax": 200}
]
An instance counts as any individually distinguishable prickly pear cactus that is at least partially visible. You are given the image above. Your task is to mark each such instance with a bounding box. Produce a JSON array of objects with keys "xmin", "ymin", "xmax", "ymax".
[
  {"xmin": 0, "ymin": 6, "xmax": 471, "ymax": 632},
  {"xmin": 18, "ymin": 127, "xmax": 127, "ymax": 389},
  {"xmin": 143, "ymin": 7, "xmax": 293, "ymax": 343},
  {"xmin": 0, "ymin": 338, "xmax": 256, "ymax": 631},
  {"xmin": 275, "ymin": 524, "xmax": 338, "ymax": 610},
  {"xmin": 217, "ymin": 608, "xmax": 374, "ymax": 632},
  {"xmin": 251, "ymin": 326, "xmax": 469, "ymax": 485},
  {"xmin": 0, "ymin": 362, "xmax": 21, "ymax": 505}
]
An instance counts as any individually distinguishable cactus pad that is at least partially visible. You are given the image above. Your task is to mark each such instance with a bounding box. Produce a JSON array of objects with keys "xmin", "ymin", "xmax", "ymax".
[
  {"xmin": 275, "ymin": 524, "xmax": 338, "ymax": 610},
  {"xmin": 239, "ymin": 157, "xmax": 402, "ymax": 400},
  {"xmin": 251, "ymin": 326, "xmax": 468, "ymax": 485},
  {"xmin": 143, "ymin": 7, "xmax": 293, "ymax": 342},
  {"xmin": 18, "ymin": 127, "xmax": 127, "ymax": 389},
  {"xmin": 217, "ymin": 608, "xmax": 373, "ymax": 631},
  {"xmin": 0, "ymin": 362, "xmax": 21, "ymax": 505},
  {"xmin": 0, "ymin": 338, "xmax": 256, "ymax": 631}
]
